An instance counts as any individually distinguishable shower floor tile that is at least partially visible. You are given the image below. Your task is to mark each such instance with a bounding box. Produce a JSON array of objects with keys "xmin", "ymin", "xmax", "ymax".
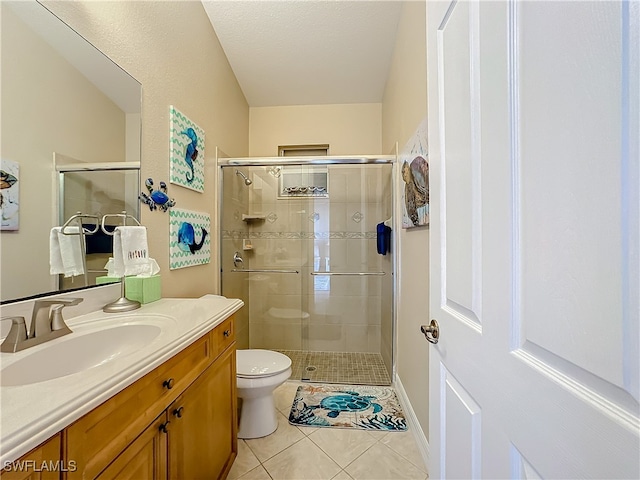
[{"xmin": 276, "ymin": 350, "xmax": 391, "ymax": 386}]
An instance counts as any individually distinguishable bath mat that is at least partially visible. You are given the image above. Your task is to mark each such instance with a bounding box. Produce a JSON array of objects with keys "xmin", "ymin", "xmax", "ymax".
[{"xmin": 288, "ymin": 384, "xmax": 407, "ymax": 431}]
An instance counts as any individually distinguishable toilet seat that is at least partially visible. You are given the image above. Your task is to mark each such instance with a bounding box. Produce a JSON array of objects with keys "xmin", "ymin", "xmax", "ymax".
[{"xmin": 236, "ymin": 349, "xmax": 291, "ymax": 378}]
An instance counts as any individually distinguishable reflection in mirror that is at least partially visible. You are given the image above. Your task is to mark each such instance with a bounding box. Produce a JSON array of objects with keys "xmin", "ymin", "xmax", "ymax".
[
  {"xmin": 57, "ymin": 159, "xmax": 140, "ymax": 291},
  {"xmin": 0, "ymin": 1, "xmax": 142, "ymax": 302}
]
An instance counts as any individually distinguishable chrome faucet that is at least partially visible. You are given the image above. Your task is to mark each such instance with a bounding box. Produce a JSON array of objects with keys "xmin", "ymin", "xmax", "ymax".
[{"xmin": 1, "ymin": 297, "xmax": 83, "ymax": 353}]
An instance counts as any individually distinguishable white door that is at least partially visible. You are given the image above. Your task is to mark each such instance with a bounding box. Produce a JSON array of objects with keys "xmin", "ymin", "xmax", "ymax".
[{"xmin": 427, "ymin": 1, "xmax": 639, "ymax": 478}]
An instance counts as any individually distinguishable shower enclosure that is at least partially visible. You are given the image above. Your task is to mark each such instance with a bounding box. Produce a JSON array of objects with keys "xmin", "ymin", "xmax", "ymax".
[{"xmin": 220, "ymin": 157, "xmax": 395, "ymax": 386}]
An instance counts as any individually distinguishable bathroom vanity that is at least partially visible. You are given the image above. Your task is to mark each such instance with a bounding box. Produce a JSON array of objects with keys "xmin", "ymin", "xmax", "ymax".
[{"xmin": 0, "ymin": 296, "xmax": 242, "ymax": 480}]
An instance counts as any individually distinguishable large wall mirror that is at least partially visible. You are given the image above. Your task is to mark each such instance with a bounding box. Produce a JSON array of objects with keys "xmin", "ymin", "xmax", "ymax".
[{"xmin": 0, "ymin": 1, "xmax": 142, "ymax": 302}]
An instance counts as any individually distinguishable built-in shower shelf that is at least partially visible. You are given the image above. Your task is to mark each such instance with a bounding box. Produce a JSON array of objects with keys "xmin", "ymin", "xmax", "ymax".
[{"xmin": 242, "ymin": 214, "xmax": 266, "ymax": 222}]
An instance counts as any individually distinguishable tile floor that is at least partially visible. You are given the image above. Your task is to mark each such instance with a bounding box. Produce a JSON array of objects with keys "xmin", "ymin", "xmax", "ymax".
[
  {"xmin": 228, "ymin": 381, "xmax": 429, "ymax": 480},
  {"xmin": 277, "ymin": 351, "xmax": 392, "ymax": 386}
]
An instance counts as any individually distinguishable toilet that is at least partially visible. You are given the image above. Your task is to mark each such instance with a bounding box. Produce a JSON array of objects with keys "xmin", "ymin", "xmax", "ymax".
[{"xmin": 236, "ymin": 349, "xmax": 292, "ymax": 439}]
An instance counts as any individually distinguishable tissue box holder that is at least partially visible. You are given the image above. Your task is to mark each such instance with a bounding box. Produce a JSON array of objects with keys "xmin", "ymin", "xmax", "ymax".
[{"xmin": 125, "ymin": 275, "xmax": 162, "ymax": 304}]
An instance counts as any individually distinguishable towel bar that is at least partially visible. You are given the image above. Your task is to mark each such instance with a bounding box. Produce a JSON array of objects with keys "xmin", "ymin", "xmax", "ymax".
[
  {"xmin": 230, "ymin": 268, "xmax": 299, "ymax": 274},
  {"xmin": 310, "ymin": 271, "xmax": 385, "ymax": 276}
]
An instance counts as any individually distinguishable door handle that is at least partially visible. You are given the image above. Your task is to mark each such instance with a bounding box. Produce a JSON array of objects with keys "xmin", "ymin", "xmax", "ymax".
[{"xmin": 421, "ymin": 319, "xmax": 440, "ymax": 344}]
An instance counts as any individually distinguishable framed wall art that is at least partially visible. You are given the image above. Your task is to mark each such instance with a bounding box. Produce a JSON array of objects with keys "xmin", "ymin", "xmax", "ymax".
[
  {"xmin": 400, "ymin": 118, "xmax": 429, "ymax": 228},
  {"xmin": 0, "ymin": 159, "xmax": 20, "ymax": 231},
  {"xmin": 169, "ymin": 106, "xmax": 205, "ymax": 193},
  {"xmin": 169, "ymin": 208, "xmax": 210, "ymax": 269}
]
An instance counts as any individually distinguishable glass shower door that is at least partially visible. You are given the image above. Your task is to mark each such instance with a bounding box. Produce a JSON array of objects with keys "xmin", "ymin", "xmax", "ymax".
[
  {"xmin": 219, "ymin": 165, "xmax": 306, "ymax": 371},
  {"xmin": 301, "ymin": 163, "xmax": 394, "ymax": 385}
]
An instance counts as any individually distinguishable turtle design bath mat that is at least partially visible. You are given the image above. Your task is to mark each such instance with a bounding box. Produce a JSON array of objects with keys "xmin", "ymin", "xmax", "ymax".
[{"xmin": 288, "ymin": 384, "xmax": 407, "ymax": 431}]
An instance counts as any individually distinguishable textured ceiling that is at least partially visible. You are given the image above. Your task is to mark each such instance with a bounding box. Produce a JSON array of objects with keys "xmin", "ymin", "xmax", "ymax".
[{"xmin": 202, "ymin": 1, "xmax": 403, "ymax": 107}]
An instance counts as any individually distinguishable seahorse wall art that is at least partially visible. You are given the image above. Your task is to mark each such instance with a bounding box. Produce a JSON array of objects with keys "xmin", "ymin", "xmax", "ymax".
[
  {"xmin": 169, "ymin": 106, "xmax": 205, "ymax": 193},
  {"xmin": 169, "ymin": 208, "xmax": 210, "ymax": 269}
]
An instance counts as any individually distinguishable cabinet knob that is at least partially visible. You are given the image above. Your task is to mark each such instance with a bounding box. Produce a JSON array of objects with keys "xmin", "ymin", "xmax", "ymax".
[
  {"xmin": 158, "ymin": 421, "xmax": 170, "ymax": 434},
  {"xmin": 173, "ymin": 406, "xmax": 184, "ymax": 418},
  {"xmin": 163, "ymin": 378, "xmax": 175, "ymax": 390},
  {"xmin": 223, "ymin": 329, "xmax": 231, "ymax": 337}
]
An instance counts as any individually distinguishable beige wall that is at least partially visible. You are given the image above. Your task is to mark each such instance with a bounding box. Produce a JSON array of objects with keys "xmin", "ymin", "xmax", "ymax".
[
  {"xmin": 44, "ymin": 1, "xmax": 250, "ymax": 298},
  {"xmin": 249, "ymin": 104, "xmax": 382, "ymax": 156},
  {"xmin": 0, "ymin": 4, "xmax": 126, "ymax": 301},
  {"xmin": 381, "ymin": 1, "xmax": 430, "ymax": 437}
]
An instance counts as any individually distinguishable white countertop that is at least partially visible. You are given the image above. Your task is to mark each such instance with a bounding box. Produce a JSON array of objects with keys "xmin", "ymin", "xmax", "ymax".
[{"xmin": 0, "ymin": 296, "xmax": 243, "ymax": 466}]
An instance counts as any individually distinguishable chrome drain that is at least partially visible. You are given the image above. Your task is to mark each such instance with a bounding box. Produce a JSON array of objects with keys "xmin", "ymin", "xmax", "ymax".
[{"xmin": 302, "ymin": 365, "xmax": 316, "ymax": 381}]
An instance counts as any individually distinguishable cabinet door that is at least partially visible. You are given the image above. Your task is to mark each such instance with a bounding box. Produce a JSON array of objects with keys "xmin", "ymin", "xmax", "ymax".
[
  {"xmin": 96, "ymin": 415, "xmax": 168, "ymax": 480},
  {"xmin": 168, "ymin": 347, "xmax": 237, "ymax": 480},
  {"xmin": 1, "ymin": 435, "xmax": 61, "ymax": 480}
]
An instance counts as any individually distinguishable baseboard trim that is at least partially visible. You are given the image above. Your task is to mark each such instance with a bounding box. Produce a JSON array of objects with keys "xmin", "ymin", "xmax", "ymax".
[{"xmin": 394, "ymin": 376, "xmax": 430, "ymax": 472}]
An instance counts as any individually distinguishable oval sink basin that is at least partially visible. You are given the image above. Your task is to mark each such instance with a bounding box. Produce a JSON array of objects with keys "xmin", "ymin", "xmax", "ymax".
[{"xmin": 1, "ymin": 324, "xmax": 162, "ymax": 386}]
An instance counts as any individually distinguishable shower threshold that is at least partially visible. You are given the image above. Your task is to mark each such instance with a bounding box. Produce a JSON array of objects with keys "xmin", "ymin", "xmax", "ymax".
[{"xmin": 276, "ymin": 350, "xmax": 391, "ymax": 386}]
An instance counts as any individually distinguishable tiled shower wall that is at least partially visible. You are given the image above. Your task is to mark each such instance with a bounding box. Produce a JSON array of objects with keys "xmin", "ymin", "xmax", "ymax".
[{"xmin": 221, "ymin": 164, "xmax": 393, "ymax": 376}]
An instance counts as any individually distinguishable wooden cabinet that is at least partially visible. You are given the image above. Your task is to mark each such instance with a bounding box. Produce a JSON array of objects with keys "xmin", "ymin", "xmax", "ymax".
[
  {"xmin": 168, "ymin": 346, "xmax": 237, "ymax": 480},
  {"xmin": 63, "ymin": 315, "xmax": 236, "ymax": 480},
  {"xmin": 0, "ymin": 435, "xmax": 61, "ymax": 480},
  {"xmin": 95, "ymin": 415, "xmax": 168, "ymax": 480},
  {"xmin": 65, "ymin": 333, "xmax": 213, "ymax": 479}
]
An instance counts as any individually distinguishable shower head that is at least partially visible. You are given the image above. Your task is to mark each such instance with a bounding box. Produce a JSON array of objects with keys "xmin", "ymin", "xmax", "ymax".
[{"xmin": 235, "ymin": 170, "xmax": 252, "ymax": 186}]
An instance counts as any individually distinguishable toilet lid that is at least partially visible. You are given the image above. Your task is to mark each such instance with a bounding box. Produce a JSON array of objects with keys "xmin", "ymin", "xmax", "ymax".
[{"xmin": 236, "ymin": 349, "xmax": 292, "ymax": 378}]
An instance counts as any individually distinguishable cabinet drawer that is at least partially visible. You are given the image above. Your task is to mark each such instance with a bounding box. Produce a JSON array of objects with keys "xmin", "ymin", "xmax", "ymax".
[
  {"xmin": 65, "ymin": 334, "xmax": 212, "ymax": 479},
  {"xmin": 212, "ymin": 316, "xmax": 234, "ymax": 358}
]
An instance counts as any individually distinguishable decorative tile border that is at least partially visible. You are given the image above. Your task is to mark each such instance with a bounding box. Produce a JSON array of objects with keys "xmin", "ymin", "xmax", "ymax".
[
  {"xmin": 221, "ymin": 229, "xmax": 248, "ymax": 240},
  {"xmin": 221, "ymin": 230, "xmax": 377, "ymax": 240}
]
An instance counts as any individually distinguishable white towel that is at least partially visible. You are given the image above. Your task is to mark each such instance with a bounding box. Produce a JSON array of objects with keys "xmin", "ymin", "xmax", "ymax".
[
  {"xmin": 49, "ymin": 226, "xmax": 84, "ymax": 277},
  {"xmin": 112, "ymin": 226, "xmax": 150, "ymax": 277},
  {"xmin": 50, "ymin": 227, "xmax": 64, "ymax": 275}
]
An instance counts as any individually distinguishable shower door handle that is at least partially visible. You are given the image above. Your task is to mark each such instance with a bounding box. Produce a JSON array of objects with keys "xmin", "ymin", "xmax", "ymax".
[
  {"xmin": 421, "ymin": 320, "xmax": 440, "ymax": 344},
  {"xmin": 231, "ymin": 268, "xmax": 299, "ymax": 274},
  {"xmin": 310, "ymin": 271, "xmax": 385, "ymax": 276}
]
